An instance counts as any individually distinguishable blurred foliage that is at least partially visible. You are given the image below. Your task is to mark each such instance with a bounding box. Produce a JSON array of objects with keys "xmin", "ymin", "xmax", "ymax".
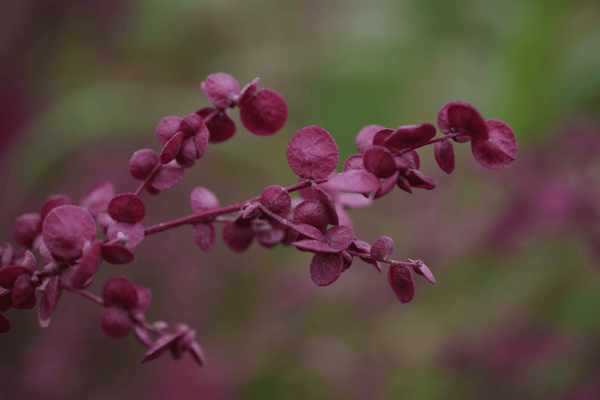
[{"xmin": 1, "ymin": 0, "xmax": 600, "ymax": 399}]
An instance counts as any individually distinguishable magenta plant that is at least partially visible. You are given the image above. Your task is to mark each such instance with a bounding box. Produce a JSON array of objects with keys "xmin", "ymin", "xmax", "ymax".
[{"xmin": 0, "ymin": 73, "xmax": 517, "ymax": 368}]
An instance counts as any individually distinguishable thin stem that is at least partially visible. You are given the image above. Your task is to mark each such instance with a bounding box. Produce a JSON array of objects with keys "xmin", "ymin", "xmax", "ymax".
[
  {"xmin": 144, "ymin": 179, "xmax": 314, "ymax": 236},
  {"xmin": 66, "ymin": 287, "xmax": 105, "ymax": 306},
  {"xmin": 398, "ymin": 132, "xmax": 462, "ymax": 155},
  {"xmin": 345, "ymin": 250, "xmax": 415, "ymax": 267},
  {"xmin": 134, "ymin": 163, "xmax": 162, "ymax": 196}
]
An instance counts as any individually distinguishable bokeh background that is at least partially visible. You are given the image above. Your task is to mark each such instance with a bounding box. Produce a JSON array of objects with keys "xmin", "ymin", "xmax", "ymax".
[{"xmin": 1, "ymin": 0, "xmax": 600, "ymax": 399}]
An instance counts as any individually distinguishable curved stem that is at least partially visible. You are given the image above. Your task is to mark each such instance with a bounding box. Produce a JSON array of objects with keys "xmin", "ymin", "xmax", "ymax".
[
  {"xmin": 134, "ymin": 163, "xmax": 162, "ymax": 196},
  {"xmin": 144, "ymin": 179, "xmax": 314, "ymax": 236},
  {"xmin": 345, "ymin": 250, "xmax": 415, "ymax": 267},
  {"xmin": 398, "ymin": 132, "xmax": 463, "ymax": 155},
  {"xmin": 66, "ymin": 287, "xmax": 105, "ymax": 306}
]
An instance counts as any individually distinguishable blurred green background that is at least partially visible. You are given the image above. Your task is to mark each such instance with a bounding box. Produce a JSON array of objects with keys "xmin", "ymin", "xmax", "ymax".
[{"xmin": 1, "ymin": 0, "xmax": 600, "ymax": 399}]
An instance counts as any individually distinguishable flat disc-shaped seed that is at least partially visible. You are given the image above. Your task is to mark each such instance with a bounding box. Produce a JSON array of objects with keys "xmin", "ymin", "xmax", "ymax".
[
  {"xmin": 375, "ymin": 171, "xmax": 400, "ymax": 199},
  {"xmin": 193, "ymin": 222, "xmax": 216, "ymax": 252},
  {"xmin": 471, "ymin": 119, "xmax": 517, "ymax": 170},
  {"xmin": 194, "ymin": 122, "xmax": 209, "ymax": 158},
  {"xmin": 401, "ymin": 150, "xmax": 420, "ymax": 170},
  {"xmin": 12, "ymin": 213, "xmax": 41, "ymax": 248},
  {"xmin": 372, "ymin": 128, "xmax": 394, "ymax": 146},
  {"xmin": 156, "ymin": 116, "xmax": 182, "ymax": 145},
  {"xmin": 437, "ymin": 101, "xmax": 476, "ymax": 142},
  {"xmin": 141, "ymin": 331, "xmax": 185, "ymax": 363},
  {"xmin": 324, "ymin": 225, "xmax": 353, "ymax": 251},
  {"xmin": 129, "ymin": 149, "xmax": 159, "ymax": 180},
  {"xmin": 40, "ymin": 195, "xmax": 74, "ymax": 223},
  {"xmin": 363, "ymin": 145, "xmax": 396, "ymax": 178},
  {"xmin": 196, "ymin": 107, "xmax": 237, "ymax": 143},
  {"xmin": 108, "ymin": 193, "xmax": 146, "ymax": 224},
  {"xmin": 80, "ymin": 180, "xmax": 115, "ymax": 217},
  {"xmin": 107, "ymin": 222, "xmax": 145, "ymax": 249},
  {"xmin": 240, "ymin": 88, "xmax": 288, "ymax": 136},
  {"xmin": 102, "ymin": 244, "xmax": 135, "ymax": 265},
  {"xmin": 102, "ymin": 276, "xmax": 139, "ymax": 310},
  {"xmin": 42, "ymin": 205, "xmax": 96, "ymax": 261},
  {"xmin": 407, "ymin": 170, "xmax": 436, "ymax": 190},
  {"xmin": 61, "ymin": 240, "xmax": 103, "ymax": 290},
  {"xmin": 176, "ymin": 138, "xmax": 199, "ymax": 168},
  {"xmin": 312, "ymin": 185, "xmax": 339, "ymax": 225},
  {"xmin": 256, "ymin": 228, "xmax": 285, "ymax": 248},
  {"xmin": 434, "ymin": 139, "xmax": 455, "ymax": 174},
  {"xmin": 151, "ymin": 161, "xmax": 185, "ymax": 191},
  {"xmin": 324, "ymin": 170, "xmax": 380, "ymax": 195},
  {"xmin": 371, "ymin": 236, "xmax": 394, "ymax": 260},
  {"xmin": 99, "ymin": 307, "xmax": 133, "ymax": 339},
  {"xmin": 190, "ymin": 187, "xmax": 220, "ymax": 214},
  {"xmin": 289, "ymin": 224, "xmax": 324, "ymax": 241},
  {"xmin": 0, "ymin": 314, "xmax": 11, "ymax": 333},
  {"xmin": 38, "ymin": 275, "xmax": 61, "ymax": 327},
  {"xmin": 179, "ymin": 113, "xmax": 205, "ymax": 138},
  {"xmin": 397, "ymin": 175, "xmax": 412, "ymax": 193},
  {"xmin": 388, "ymin": 265, "xmax": 415, "ymax": 303},
  {"xmin": 355, "ymin": 125, "xmax": 386, "ymax": 153},
  {"xmin": 293, "ymin": 239, "xmax": 338, "ymax": 253},
  {"xmin": 287, "ymin": 125, "xmax": 339, "ymax": 179},
  {"xmin": 447, "ymin": 102, "xmax": 488, "ymax": 141},
  {"xmin": 342, "ymin": 154, "xmax": 365, "ymax": 172},
  {"xmin": 260, "ymin": 185, "xmax": 291, "ymax": 216},
  {"xmin": 411, "ymin": 260, "xmax": 436, "ymax": 284},
  {"xmin": 293, "ymin": 200, "xmax": 330, "ymax": 232},
  {"xmin": 10, "ymin": 274, "xmax": 35, "ymax": 309},
  {"xmin": 238, "ymin": 77, "xmax": 260, "ymax": 107},
  {"xmin": 133, "ymin": 285, "xmax": 152, "ymax": 313},
  {"xmin": 201, "ymin": 73, "xmax": 240, "ymax": 109},
  {"xmin": 0, "ymin": 265, "xmax": 31, "ymax": 289},
  {"xmin": 385, "ymin": 123, "xmax": 437, "ymax": 149},
  {"xmin": 160, "ymin": 131, "xmax": 183, "ymax": 164},
  {"xmin": 310, "ymin": 252, "xmax": 343, "ymax": 286},
  {"xmin": 222, "ymin": 221, "xmax": 254, "ymax": 253}
]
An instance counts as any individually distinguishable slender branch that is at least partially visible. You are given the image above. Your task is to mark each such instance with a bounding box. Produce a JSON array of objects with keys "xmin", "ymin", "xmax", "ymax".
[
  {"xmin": 398, "ymin": 132, "xmax": 462, "ymax": 155},
  {"xmin": 134, "ymin": 163, "xmax": 162, "ymax": 196},
  {"xmin": 144, "ymin": 180, "xmax": 315, "ymax": 236},
  {"xmin": 65, "ymin": 287, "xmax": 105, "ymax": 306},
  {"xmin": 346, "ymin": 250, "xmax": 415, "ymax": 267}
]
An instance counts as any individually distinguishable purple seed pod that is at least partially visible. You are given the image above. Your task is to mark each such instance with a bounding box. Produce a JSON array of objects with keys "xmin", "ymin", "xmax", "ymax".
[
  {"xmin": 310, "ymin": 252, "xmax": 344, "ymax": 286},
  {"xmin": 129, "ymin": 149, "xmax": 160, "ymax": 180},
  {"xmin": 239, "ymin": 88, "xmax": 288, "ymax": 136},
  {"xmin": 190, "ymin": 187, "xmax": 220, "ymax": 214},
  {"xmin": 371, "ymin": 236, "xmax": 394, "ymax": 260},
  {"xmin": 471, "ymin": 119, "xmax": 517, "ymax": 169},
  {"xmin": 201, "ymin": 73, "xmax": 240, "ymax": 110},
  {"xmin": 260, "ymin": 185, "xmax": 292, "ymax": 217},
  {"xmin": 355, "ymin": 125, "xmax": 386, "ymax": 153},
  {"xmin": 437, "ymin": 101, "xmax": 487, "ymax": 142},
  {"xmin": 287, "ymin": 125, "xmax": 339, "ymax": 180},
  {"xmin": 434, "ymin": 139, "xmax": 455, "ymax": 174},
  {"xmin": 196, "ymin": 107, "xmax": 237, "ymax": 143},
  {"xmin": 293, "ymin": 200, "xmax": 330, "ymax": 233},
  {"xmin": 42, "ymin": 205, "xmax": 96, "ymax": 261},
  {"xmin": 222, "ymin": 221, "xmax": 254, "ymax": 253},
  {"xmin": 388, "ymin": 264, "xmax": 415, "ymax": 303},
  {"xmin": 108, "ymin": 194, "xmax": 146, "ymax": 224},
  {"xmin": 363, "ymin": 145, "xmax": 396, "ymax": 178},
  {"xmin": 156, "ymin": 116, "xmax": 182, "ymax": 145},
  {"xmin": 12, "ymin": 213, "xmax": 41, "ymax": 248},
  {"xmin": 385, "ymin": 123, "xmax": 437, "ymax": 149},
  {"xmin": 102, "ymin": 276, "xmax": 139, "ymax": 310},
  {"xmin": 99, "ymin": 307, "xmax": 133, "ymax": 339},
  {"xmin": 80, "ymin": 180, "xmax": 116, "ymax": 217}
]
